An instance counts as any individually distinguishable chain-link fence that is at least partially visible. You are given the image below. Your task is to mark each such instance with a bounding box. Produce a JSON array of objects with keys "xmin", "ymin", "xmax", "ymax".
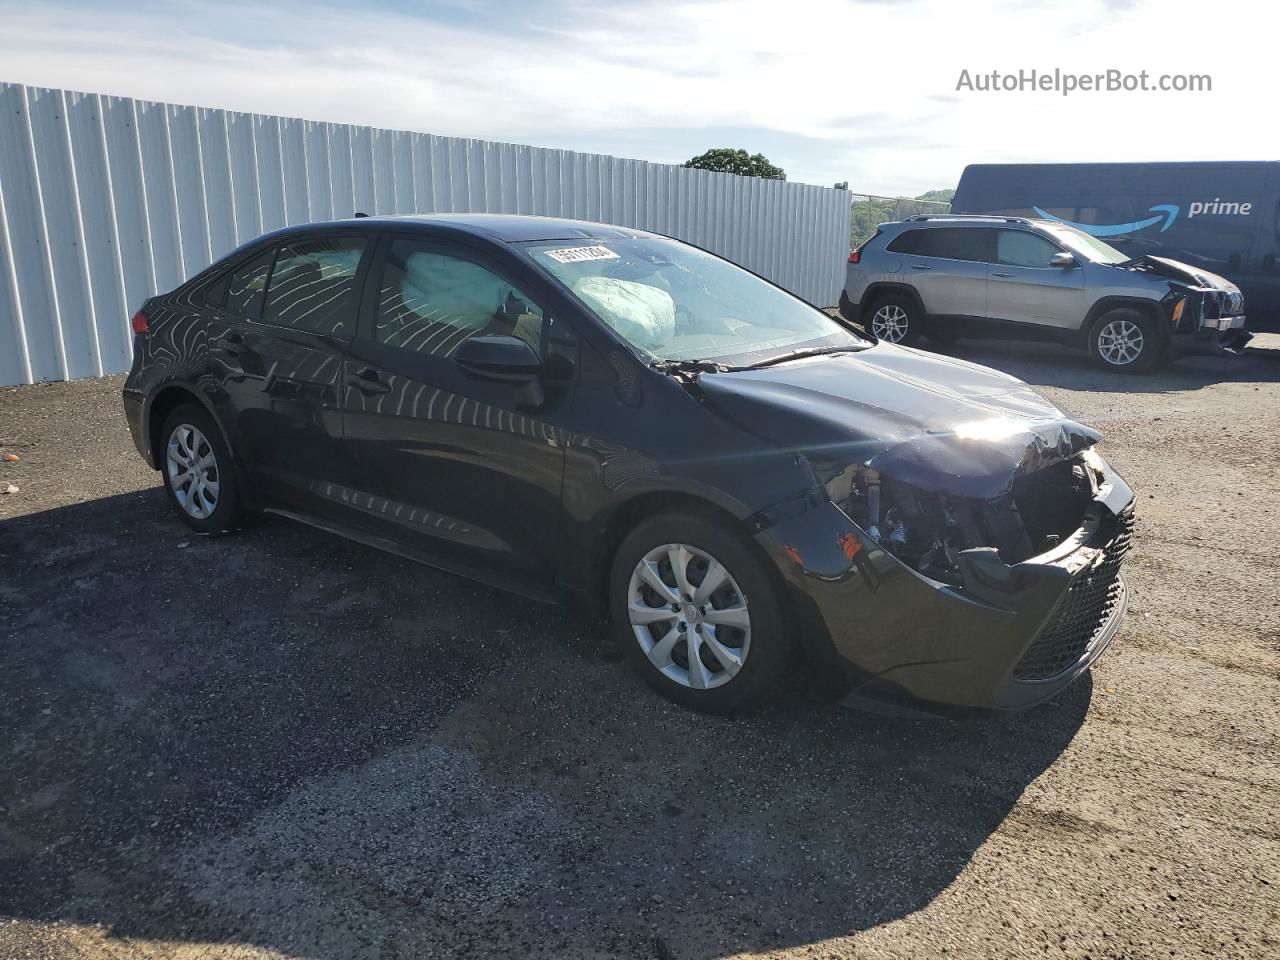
[{"xmin": 849, "ymin": 193, "xmax": 951, "ymax": 247}]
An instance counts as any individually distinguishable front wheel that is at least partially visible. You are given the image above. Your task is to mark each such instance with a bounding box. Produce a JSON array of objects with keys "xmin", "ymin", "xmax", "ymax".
[
  {"xmin": 1089, "ymin": 309, "xmax": 1166, "ymax": 372},
  {"xmin": 609, "ymin": 512, "xmax": 794, "ymax": 713}
]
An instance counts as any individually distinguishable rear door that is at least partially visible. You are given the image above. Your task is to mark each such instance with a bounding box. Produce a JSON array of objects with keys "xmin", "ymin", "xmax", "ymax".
[
  {"xmin": 208, "ymin": 233, "xmax": 371, "ymax": 519},
  {"xmin": 339, "ymin": 234, "xmax": 579, "ymax": 596},
  {"xmin": 986, "ymin": 229, "xmax": 1086, "ymax": 330},
  {"xmin": 903, "ymin": 226, "xmax": 992, "ymax": 317}
]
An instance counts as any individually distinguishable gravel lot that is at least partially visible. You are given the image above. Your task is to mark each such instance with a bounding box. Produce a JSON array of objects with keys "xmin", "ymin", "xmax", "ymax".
[{"xmin": 1, "ymin": 337, "xmax": 1278, "ymax": 960}]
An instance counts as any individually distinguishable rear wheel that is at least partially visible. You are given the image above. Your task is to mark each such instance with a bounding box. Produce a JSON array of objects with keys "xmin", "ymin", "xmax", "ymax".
[
  {"xmin": 160, "ymin": 404, "xmax": 241, "ymax": 534},
  {"xmin": 1089, "ymin": 308, "xmax": 1166, "ymax": 372},
  {"xmin": 610, "ymin": 512, "xmax": 794, "ymax": 713},
  {"xmin": 868, "ymin": 294, "xmax": 921, "ymax": 345}
]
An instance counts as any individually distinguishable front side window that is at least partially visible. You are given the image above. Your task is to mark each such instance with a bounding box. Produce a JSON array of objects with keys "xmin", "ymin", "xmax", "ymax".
[
  {"xmin": 225, "ymin": 250, "xmax": 274, "ymax": 318},
  {"xmin": 996, "ymin": 230, "xmax": 1061, "ymax": 267},
  {"xmin": 524, "ymin": 237, "xmax": 866, "ymax": 366},
  {"xmin": 263, "ymin": 237, "xmax": 366, "ymax": 337},
  {"xmin": 1041, "ymin": 223, "xmax": 1131, "ymax": 264},
  {"xmin": 375, "ymin": 241, "xmax": 545, "ymax": 357}
]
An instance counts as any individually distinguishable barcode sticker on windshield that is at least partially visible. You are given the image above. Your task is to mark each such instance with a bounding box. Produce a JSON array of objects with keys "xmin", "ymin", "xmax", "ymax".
[{"xmin": 544, "ymin": 245, "xmax": 620, "ymax": 264}]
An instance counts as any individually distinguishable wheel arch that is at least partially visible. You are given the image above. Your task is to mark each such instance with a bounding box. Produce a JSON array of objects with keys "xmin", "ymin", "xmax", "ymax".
[
  {"xmin": 860, "ymin": 282, "xmax": 928, "ymax": 319},
  {"xmin": 577, "ymin": 489, "xmax": 769, "ymax": 618},
  {"xmin": 144, "ymin": 383, "xmax": 233, "ymax": 471},
  {"xmin": 1080, "ymin": 296, "xmax": 1166, "ymax": 344}
]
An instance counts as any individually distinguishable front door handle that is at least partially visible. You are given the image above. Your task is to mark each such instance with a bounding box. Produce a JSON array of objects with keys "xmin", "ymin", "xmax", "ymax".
[
  {"xmin": 991, "ymin": 271, "xmax": 1014, "ymax": 278},
  {"xmin": 352, "ymin": 366, "xmax": 391, "ymax": 394}
]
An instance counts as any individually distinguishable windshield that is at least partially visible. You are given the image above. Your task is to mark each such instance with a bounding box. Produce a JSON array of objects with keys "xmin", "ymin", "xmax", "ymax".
[
  {"xmin": 523, "ymin": 237, "xmax": 866, "ymax": 365},
  {"xmin": 1040, "ymin": 223, "xmax": 1131, "ymax": 264}
]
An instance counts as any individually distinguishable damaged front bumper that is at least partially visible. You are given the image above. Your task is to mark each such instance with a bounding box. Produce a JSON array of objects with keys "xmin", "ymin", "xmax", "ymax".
[
  {"xmin": 1168, "ymin": 284, "xmax": 1252, "ymax": 354},
  {"xmin": 754, "ymin": 462, "xmax": 1135, "ymax": 714}
]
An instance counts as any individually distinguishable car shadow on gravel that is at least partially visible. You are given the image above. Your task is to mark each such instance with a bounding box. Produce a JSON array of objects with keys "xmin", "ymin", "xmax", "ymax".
[
  {"xmin": 932, "ymin": 336, "xmax": 1280, "ymax": 395},
  {"xmin": 0, "ymin": 489, "xmax": 1092, "ymax": 959}
]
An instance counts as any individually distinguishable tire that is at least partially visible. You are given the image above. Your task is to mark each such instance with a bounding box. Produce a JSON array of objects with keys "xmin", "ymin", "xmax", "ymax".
[
  {"xmin": 609, "ymin": 511, "xmax": 794, "ymax": 714},
  {"xmin": 1088, "ymin": 308, "xmax": 1167, "ymax": 372},
  {"xmin": 159, "ymin": 404, "xmax": 241, "ymax": 534},
  {"xmin": 867, "ymin": 293, "xmax": 922, "ymax": 345}
]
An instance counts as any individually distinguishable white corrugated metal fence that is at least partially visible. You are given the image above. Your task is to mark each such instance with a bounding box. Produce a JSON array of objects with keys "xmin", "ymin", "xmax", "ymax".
[{"xmin": 0, "ymin": 81, "xmax": 852, "ymax": 387}]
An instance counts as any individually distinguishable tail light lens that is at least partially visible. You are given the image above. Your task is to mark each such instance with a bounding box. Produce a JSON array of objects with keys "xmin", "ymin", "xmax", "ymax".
[
  {"xmin": 130, "ymin": 310, "xmax": 149, "ymax": 334},
  {"xmin": 848, "ymin": 250, "xmax": 861, "ymax": 263}
]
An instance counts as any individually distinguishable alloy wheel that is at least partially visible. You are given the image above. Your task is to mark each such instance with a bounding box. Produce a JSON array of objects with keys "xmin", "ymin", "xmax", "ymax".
[
  {"xmin": 626, "ymin": 542, "xmax": 751, "ymax": 690},
  {"xmin": 1097, "ymin": 318, "xmax": 1145, "ymax": 366},
  {"xmin": 166, "ymin": 423, "xmax": 220, "ymax": 520},
  {"xmin": 871, "ymin": 304, "xmax": 909, "ymax": 342}
]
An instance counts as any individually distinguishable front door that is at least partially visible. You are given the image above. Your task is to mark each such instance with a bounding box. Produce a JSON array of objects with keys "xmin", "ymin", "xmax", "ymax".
[
  {"xmin": 207, "ymin": 234, "xmax": 370, "ymax": 519},
  {"xmin": 986, "ymin": 229, "xmax": 1086, "ymax": 330},
  {"xmin": 340, "ymin": 235, "xmax": 578, "ymax": 596}
]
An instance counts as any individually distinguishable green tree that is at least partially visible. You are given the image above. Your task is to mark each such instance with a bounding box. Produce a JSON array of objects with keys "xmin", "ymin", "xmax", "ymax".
[
  {"xmin": 684, "ymin": 148, "xmax": 786, "ymax": 180},
  {"xmin": 849, "ymin": 187, "xmax": 955, "ymax": 246}
]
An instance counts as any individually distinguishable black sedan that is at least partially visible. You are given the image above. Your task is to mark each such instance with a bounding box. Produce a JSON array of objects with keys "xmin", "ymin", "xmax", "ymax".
[{"xmin": 122, "ymin": 214, "xmax": 1135, "ymax": 715}]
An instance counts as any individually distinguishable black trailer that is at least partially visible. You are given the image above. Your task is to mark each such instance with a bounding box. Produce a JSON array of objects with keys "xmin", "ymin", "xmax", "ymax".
[{"xmin": 953, "ymin": 161, "xmax": 1280, "ymax": 332}]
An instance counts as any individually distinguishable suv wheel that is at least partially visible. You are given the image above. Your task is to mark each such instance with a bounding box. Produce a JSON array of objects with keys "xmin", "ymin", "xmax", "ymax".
[
  {"xmin": 1089, "ymin": 308, "xmax": 1166, "ymax": 372},
  {"xmin": 609, "ymin": 512, "xmax": 794, "ymax": 713},
  {"xmin": 868, "ymin": 295, "xmax": 920, "ymax": 345},
  {"xmin": 160, "ymin": 404, "xmax": 241, "ymax": 534}
]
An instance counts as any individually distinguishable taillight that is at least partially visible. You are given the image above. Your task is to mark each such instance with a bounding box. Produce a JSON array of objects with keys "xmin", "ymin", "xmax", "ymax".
[
  {"xmin": 848, "ymin": 250, "xmax": 861, "ymax": 263},
  {"xmin": 131, "ymin": 310, "xmax": 149, "ymax": 334}
]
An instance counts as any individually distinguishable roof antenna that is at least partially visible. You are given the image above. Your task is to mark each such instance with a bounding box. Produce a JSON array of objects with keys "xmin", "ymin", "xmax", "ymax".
[{"xmin": 354, "ymin": 211, "xmax": 369, "ymax": 218}]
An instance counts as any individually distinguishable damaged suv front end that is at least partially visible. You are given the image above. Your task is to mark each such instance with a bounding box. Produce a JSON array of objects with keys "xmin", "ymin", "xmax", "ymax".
[{"xmin": 698, "ymin": 348, "xmax": 1136, "ymax": 714}]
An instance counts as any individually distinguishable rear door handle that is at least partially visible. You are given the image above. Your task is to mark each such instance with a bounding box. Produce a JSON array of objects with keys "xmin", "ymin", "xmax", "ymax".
[
  {"xmin": 910, "ymin": 263, "xmax": 932, "ymax": 271},
  {"xmin": 352, "ymin": 366, "xmax": 391, "ymax": 394}
]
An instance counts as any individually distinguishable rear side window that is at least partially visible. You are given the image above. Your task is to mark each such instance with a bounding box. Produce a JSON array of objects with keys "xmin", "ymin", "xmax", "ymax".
[
  {"xmin": 225, "ymin": 250, "xmax": 275, "ymax": 318},
  {"xmin": 887, "ymin": 229, "xmax": 928, "ymax": 254},
  {"xmin": 996, "ymin": 230, "xmax": 1061, "ymax": 267},
  {"xmin": 922, "ymin": 227, "xmax": 994, "ymax": 262},
  {"xmin": 263, "ymin": 237, "xmax": 367, "ymax": 337},
  {"xmin": 199, "ymin": 272, "xmax": 228, "ymax": 309}
]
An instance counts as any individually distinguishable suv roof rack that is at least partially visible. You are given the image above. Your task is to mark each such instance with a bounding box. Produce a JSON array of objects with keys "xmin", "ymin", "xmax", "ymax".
[{"xmin": 904, "ymin": 213, "xmax": 1036, "ymax": 225}]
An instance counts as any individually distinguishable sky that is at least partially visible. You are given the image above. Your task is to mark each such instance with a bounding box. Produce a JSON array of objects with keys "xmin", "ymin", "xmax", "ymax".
[{"xmin": 0, "ymin": 0, "xmax": 1271, "ymax": 196}]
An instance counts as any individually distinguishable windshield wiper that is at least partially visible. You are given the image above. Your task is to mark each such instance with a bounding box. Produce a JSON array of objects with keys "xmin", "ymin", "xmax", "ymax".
[{"xmin": 733, "ymin": 345, "xmax": 868, "ymax": 370}]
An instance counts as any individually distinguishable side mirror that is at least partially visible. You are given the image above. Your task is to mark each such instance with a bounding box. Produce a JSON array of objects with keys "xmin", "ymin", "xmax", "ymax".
[
  {"xmin": 454, "ymin": 335, "xmax": 542, "ymax": 382},
  {"xmin": 1050, "ymin": 252, "xmax": 1078, "ymax": 268}
]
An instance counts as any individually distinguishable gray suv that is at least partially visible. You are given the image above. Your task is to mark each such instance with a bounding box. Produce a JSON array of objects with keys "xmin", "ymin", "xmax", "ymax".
[{"xmin": 841, "ymin": 215, "xmax": 1249, "ymax": 370}]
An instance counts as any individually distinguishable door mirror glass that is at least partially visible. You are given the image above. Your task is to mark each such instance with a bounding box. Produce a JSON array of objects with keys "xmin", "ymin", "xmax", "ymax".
[
  {"xmin": 1050, "ymin": 251, "xmax": 1078, "ymax": 268},
  {"xmin": 454, "ymin": 335, "xmax": 542, "ymax": 382}
]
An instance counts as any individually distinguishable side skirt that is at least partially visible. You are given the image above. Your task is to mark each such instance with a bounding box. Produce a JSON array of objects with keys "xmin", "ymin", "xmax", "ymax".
[{"xmin": 263, "ymin": 507, "xmax": 561, "ymax": 606}]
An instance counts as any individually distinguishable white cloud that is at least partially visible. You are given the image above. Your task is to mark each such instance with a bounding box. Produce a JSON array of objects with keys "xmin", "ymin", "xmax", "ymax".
[{"xmin": 0, "ymin": 0, "xmax": 1270, "ymax": 195}]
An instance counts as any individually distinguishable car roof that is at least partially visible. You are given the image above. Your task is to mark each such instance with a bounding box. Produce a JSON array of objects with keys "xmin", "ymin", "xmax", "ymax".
[{"xmin": 256, "ymin": 213, "xmax": 659, "ymax": 245}]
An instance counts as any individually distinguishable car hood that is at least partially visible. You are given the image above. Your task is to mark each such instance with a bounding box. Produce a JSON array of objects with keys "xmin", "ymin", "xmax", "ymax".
[
  {"xmin": 696, "ymin": 343, "xmax": 1101, "ymax": 499},
  {"xmin": 1126, "ymin": 255, "xmax": 1240, "ymax": 294}
]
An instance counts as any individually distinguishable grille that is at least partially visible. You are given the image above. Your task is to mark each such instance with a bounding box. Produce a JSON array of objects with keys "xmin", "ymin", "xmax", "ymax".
[{"xmin": 1013, "ymin": 509, "xmax": 1134, "ymax": 681}]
